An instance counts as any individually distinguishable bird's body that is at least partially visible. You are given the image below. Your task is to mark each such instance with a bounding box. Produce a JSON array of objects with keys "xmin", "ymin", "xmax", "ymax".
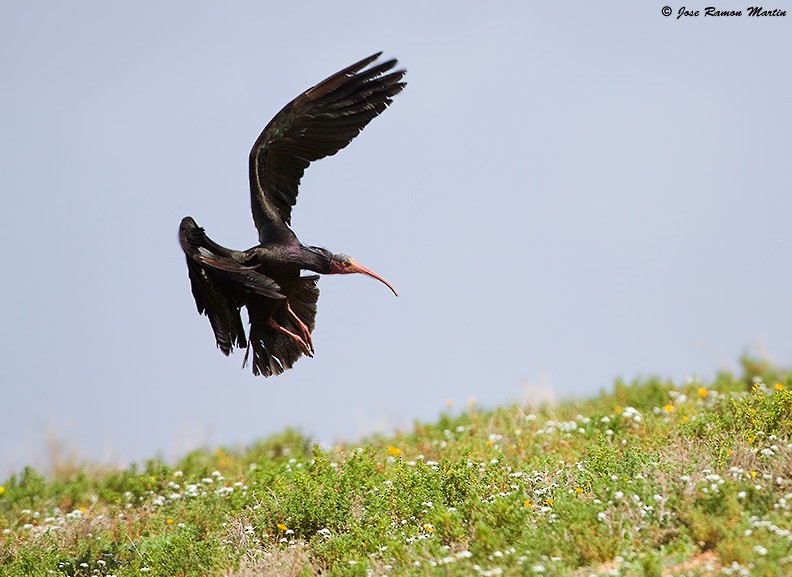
[{"xmin": 179, "ymin": 53, "xmax": 405, "ymax": 377}]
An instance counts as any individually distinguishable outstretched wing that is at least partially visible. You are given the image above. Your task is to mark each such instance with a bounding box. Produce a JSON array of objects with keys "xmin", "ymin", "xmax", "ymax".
[
  {"xmin": 249, "ymin": 52, "xmax": 406, "ymax": 243},
  {"xmin": 179, "ymin": 216, "xmax": 284, "ymax": 355}
]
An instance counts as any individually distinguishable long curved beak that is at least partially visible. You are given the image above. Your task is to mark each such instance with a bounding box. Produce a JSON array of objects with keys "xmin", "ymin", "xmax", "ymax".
[{"xmin": 348, "ymin": 259, "xmax": 398, "ymax": 297}]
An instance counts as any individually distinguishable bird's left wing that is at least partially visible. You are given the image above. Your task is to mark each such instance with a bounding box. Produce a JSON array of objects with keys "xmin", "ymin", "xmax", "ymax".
[
  {"xmin": 248, "ymin": 53, "xmax": 406, "ymax": 243},
  {"xmin": 179, "ymin": 217, "xmax": 284, "ymax": 355}
]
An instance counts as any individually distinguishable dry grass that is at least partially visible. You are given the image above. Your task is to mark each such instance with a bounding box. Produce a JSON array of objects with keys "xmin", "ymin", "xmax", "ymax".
[{"xmin": 224, "ymin": 541, "xmax": 314, "ymax": 577}]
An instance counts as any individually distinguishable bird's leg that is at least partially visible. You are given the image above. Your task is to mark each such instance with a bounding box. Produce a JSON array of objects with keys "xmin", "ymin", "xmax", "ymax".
[
  {"xmin": 284, "ymin": 300, "xmax": 314, "ymax": 354},
  {"xmin": 266, "ymin": 316, "xmax": 313, "ymax": 357}
]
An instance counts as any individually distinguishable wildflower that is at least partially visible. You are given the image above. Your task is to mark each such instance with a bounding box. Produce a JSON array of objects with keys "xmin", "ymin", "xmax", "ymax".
[
  {"xmin": 423, "ymin": 523, "xmax": 434, "ymax": 532},
  {"xmin": 166, "ymin": 518, "xmax": 174, "ymax": 525},
  {"xmin": 387, "ymin": 446, "xmax": 402, "ymax": 456},
  {"xmin": 775, "ymin": 383, "xmax": 785, "ymax": 391},
  {"xmin": 575, "ymin": 487, "xmax": 584, "ymax": 494},
  {"xmin": 457, "ymin": 550, "xmax": 473, "ymax": 559},
  {"xmin": 277, "ymin": 522, "xmax": 289, "ymax": 531},
  {"xmin": 487, "ymin": 440, "xmax": 494, "ymax": 447},
  {"xmin": 698, "ymin": 387, "xmax": 709, "ymax": 398},
  {"xmin": 752, "ymin": 545, "xmax": 768, "ymax": 556},
  {"xmin": 663, "ymin": 404, "xmax": 674, "ymax": 413},
  {"xmin": 544, "ymin": 498, "xmax": 554, "ymax": 505},
  {"xmin": 0, "ymin": 486, "xmax": 4, "ymax": 496}
]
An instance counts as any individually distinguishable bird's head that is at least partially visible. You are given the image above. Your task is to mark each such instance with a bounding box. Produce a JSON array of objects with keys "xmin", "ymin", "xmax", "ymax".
[{"xmin": 328, "ymin": 253, "xmax": 398, "ymax": 297}]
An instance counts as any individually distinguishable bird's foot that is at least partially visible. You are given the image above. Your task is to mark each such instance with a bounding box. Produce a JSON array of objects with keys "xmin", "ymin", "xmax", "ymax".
[
  {"xmin": 266, "ymin": 316, "xmax": 313, "ymax": 357},
  {"xmin": 285, "ymin": 300, "xmax": 314, "ymax": 354}
]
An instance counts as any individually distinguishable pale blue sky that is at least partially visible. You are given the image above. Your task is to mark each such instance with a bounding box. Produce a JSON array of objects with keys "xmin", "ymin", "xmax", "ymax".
[{"xmin": 2, "ymin": 1, "xmax": 790, "ymax": 475}]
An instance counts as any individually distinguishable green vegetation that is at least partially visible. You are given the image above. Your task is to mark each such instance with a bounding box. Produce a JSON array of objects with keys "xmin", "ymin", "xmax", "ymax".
[{"xmin": 2, "ymin": 358, "xmax": 791, "ymax": 576}]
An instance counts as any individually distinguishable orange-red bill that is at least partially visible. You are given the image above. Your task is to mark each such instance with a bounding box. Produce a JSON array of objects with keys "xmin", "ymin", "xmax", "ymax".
[{"xmin": 348, "ymin": 259, "xmax": 398, "ymax": 297}]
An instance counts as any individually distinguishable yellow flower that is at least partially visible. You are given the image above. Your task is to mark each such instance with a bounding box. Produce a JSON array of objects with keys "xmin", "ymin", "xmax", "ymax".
[
  {"xmin": 614, "ymin": 405, "xmax": 623, "ymax": 414},
  {"xmin": 486, "ymin": 440, "xmax": 494, "ymax": 447},
  {"xmin": 683, "ymin": 416, "xmax": 689, "ymax": 423},
  {"xmin": 524, "ymin": 499, "xmax": 533, "ymax": 508},
  {"xmin": 277, "ymin": 522, "xmax": 289, "ymax": 531},
  {"xmin": 575, "ymin": 487, "xmax": 583, "ymax": 494},
  {"xmin": 698, "ymin": 388, "xmax": 709, "ymax": 398},
  {"xmin": 750, "ymin": 470, "xmax": 756, "ymax": 479},
  {"xmin": 663, "ymin": 404, "xmax": 675, "ymax": 413},
  {"xmin": 387, "ymin": 446, "xmax": 402, "ymax": 456},
  {"xmin": 775, "ymin": 383, "xmax": 785, "ymax": 391},
  {"xmin": 0, "ymin": 486, "xmax": 5, "ymax": 496},
  {"xmin": 166, "ymin": 518, "xmax": 174, "ymax": 525},
  {"xmin": 422, "ymin": 524, "xmax": 434, "ymax": 532},
  {"xmin": 544, "ymin": 498, "xmax": 554, "ymax": 505}
]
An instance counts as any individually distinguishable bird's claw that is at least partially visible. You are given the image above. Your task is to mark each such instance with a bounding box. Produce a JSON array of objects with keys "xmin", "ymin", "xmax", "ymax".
[
  {"xmin": 297, "ymin": 335, "xmax": 313, "ymax": 357},
  {"xmin": 267, "ymin": 316, "xmax": 313, "ymax": 357},
  {"xmin": 286, "ymin": 300, "xmax": 314, "ymax": 354},
  {"xmin": 298, "ymin": 325, "xmax": 314, "ymax": 354}
]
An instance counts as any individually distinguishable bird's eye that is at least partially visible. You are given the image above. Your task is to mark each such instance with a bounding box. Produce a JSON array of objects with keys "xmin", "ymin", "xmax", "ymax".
[{"xmin": 342, "ymin": 261, "xmax": 351, "ymax": 267}]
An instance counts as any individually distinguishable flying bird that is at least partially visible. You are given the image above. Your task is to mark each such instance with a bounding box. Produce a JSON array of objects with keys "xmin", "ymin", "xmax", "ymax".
[{"xmin": 179, "ymin": 53, "xmax": 405, "ymax": 377}]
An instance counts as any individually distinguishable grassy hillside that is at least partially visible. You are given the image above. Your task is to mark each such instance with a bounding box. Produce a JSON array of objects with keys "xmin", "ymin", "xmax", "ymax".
[{"xmin": 2, "ymin": 357, "xmax": 791, "ymax": 577}]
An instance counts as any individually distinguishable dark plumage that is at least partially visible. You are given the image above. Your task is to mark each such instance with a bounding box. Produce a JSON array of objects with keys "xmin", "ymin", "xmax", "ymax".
[{"xmin": 179, "ymin": 53, "xmax": 405, "ymax": 377}]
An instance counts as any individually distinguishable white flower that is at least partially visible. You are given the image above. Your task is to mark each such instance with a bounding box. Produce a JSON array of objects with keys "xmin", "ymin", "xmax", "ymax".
[{"xmin": 457, "ymin": 550, "xmax": 472, "ymax": 559}]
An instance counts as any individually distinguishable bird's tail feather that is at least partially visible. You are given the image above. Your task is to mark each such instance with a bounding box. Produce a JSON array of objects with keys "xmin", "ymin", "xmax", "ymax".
[{"xmin": 244, "ymin": 275, "xmax": 320, "ymax": 377}]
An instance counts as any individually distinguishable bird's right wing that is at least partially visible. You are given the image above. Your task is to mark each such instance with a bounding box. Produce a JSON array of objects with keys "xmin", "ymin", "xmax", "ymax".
[
  {"xmin": 248, "ymin": 53, "xmax": 406, "ymax": 243},
  {"xmin": 179, "ymin": 217, "xmax": 284, "ymax": 355}
]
